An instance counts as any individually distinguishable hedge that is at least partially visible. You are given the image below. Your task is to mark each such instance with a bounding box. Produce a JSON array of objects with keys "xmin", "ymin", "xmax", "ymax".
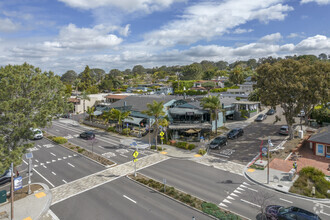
[
  {"xmin": 202, "ymin": 202, "xmax": 241, "ymax": 220},
  {"xmin": 52, "ymin": 136, "xmax": 68, "ymax": 144}
]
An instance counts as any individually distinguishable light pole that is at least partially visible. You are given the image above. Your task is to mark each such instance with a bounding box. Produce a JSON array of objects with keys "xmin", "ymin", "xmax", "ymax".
[
  {"xmin": 267, "ymin": 137, "xmax": 273, "ymax": 184},
  {"xmin": 10, "ymin": 163, "xmax": 14, "ymax": 220}
]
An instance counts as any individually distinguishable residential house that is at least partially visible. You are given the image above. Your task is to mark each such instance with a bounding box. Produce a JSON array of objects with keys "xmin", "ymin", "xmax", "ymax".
[
  {"xmin": 308, "ymin": 126, "xmax": 330, "ymax": 158},
  {"xmin": 69, "ymin": 93, "xmax": 109, "ymax": 114}
]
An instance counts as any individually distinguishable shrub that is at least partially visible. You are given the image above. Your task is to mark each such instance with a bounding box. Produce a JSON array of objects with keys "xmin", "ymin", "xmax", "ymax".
[
  {"xmin": 107, "ymin": 126, "xmax": 116, "ymax": 132},
  {"xmin": 188, "ymin": 144, "xmax": 196, "ymax": 150},
  {"xmin": 77, "ymin": 148, "xmax": 85, "ymax": 153},
  {"xmin": 157, "ymin": 146, "xmax": 163, "ymax": 151},
  {"xmin": 70, "ymin": 147, "xmax": 75, "ymax": 150},
  {"xmin": 150, "ymin": 145, "xmax": 156, "ymax": 150},
  {"xmin": 52, "ymin": 137, "xmax": 68, "ymax": 144},
  {"xmin": 176, "ymin": 141, "xmax": 188, "ymax": 149},
  {"xmin": 198, "ymin": 148, "xmax": 207, "ymax": 155},
  {"xmin": 122, "ymin": 128, "xmax": 131, "ymax": 135},
  {"xmin": 202, "ymin": 202, "xmax": 241, "ymax": 220}
]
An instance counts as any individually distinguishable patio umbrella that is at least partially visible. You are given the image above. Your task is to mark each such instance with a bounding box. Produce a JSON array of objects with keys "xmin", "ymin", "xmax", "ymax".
[{"xmin": 185, "ymin": 129, "xmax": 198, "ymax": 134}]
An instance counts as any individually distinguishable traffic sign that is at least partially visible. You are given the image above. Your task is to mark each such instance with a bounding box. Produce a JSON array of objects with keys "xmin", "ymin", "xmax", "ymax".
[
  {"xmin": 161, "ymin": 137, "xmax": 164, "ymax": 140},
  {"xmin": 14, "ymin": 176, "xmax": 23, "ymax": 191},
  {"xmin": 262, "ymin": 147, "xmax": 268, "ymax": 156},
  {"xmin": 133, "ymin": 159, "xmax": 138, "ymax": 163},
  {"xmin": 160, "ymin": 131, "xmax": 164, "ymax": 136},
  {"xmin": 25, "ymin": 152, "xmax": 33, "ymax": 159},
  {"xmin": 132, "ymin": 151, "xmax": 139, "ymax": 158}
]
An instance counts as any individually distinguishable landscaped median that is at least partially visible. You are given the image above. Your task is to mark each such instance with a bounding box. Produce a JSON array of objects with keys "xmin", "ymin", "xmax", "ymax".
[
  {"xmin": 128, "ymin": 173, "xmax": 243, "ymax": 220},
  {"xmin": 43, "ymin": 132, "xmax": 115, "ymax": 167}
]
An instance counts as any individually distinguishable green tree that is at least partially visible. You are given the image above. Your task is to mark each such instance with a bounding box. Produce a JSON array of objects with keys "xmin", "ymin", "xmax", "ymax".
[
  {"xmin": 143, "ymin": 101, "xmax": 165, "ymax": 147},
  {"xmin": 229, "ymin": 66, "xmax": 245, "ymax": 85},
  {"xmin": 202, "ymin": 81, "xmax": 216, "ymax": 94},
  {"xmin": 132, "ymin": 65, "xmax": 145, "ymax": 76},
  {"xmin": 106, "ymin": 109, "xmax": 132, "ymax": 132},
  {"xmin": 248, "ymin": 89, "xmax": 260, "ymax": 102},
  {"xmin": 109, "ymin": 69, "xmax": 122, "ymax": 78},
  {"xmin": 65, "ymin": 84, "xmax": 73, "ymax": 95},
  {"xmin": 202, "ymin": 69, "xmax": 216, "ymax": 80},
  {"xmin": 256, "ymin": 59, "xmax": 306, "ymax": 139},
  {"xmin": 181, "ymin": 63, "xmax": 203, "ymax": 80},
  {"xmin": 91, "ymin": 68, "xmax": 106, "ymax": 82},
  {"xmin": 79, "ymin": 65, "xmax": 96, "ymax": 91},
  {"xmin": 86, "ymin": 106, "xmax": 95, "ymax": 121},
  {"xmin": 201, "ymin": 95, "xmax": 222, "ymax": 136},
  {"xmin": 0, "ymin": 63, "xmax": 69, "ymax": 173},
  {"xmin": 61, "ymin": 70, "xmax": 77, "ymax": 84},
  {"xmin": 79, "ymin": 91, "xmax": 90, "ymax": 116}
]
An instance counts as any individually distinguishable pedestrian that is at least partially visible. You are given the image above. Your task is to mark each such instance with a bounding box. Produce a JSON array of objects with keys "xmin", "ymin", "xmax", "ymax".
[
  {"xmin": 16, "ymin": 170, "xmax": 19, "ymax": 177},
  {"xmin": 293, "ymin": 161, "xmax": 297, "ymax": 170}
]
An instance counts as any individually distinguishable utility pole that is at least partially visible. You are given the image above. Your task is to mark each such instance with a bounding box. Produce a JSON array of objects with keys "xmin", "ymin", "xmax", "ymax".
[
  {"xmin": 267, "ymin": 137, "xmax": 273, "ymax": 184},
  {"xmin": 10, "ymin": 163, "xmax": 14, "ymax": 220},
  {"xmin": 28, "ymin": 158, "xmax": 32, "ymax": 194}
]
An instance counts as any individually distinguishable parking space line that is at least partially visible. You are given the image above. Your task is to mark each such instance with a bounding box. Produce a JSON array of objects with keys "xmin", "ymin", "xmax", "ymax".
[
  {"xmin": 33, "ymin": 168, "xmax": 55, "ymax": 187},
  {"xmin": 123, "ymin": 195, "xmax": 137, "ymax": 204},
  {"xmin": 279, "ymin": 198, "xmax": 292, "ymax": 203},
  {"xmin": 35, "ymin": 159, "xmax": 39, "ymax": 163},
  {"xmin": 52, "ymin": 172, "xmax": 56, "ymax": 176},
  {"xmin": 62, "ymin": 179, "xmax": 67, "ymax": 184},
  {"xmin": 50, "ymin": 152, "xmax": 56, "ymax": 157},
  {"xmin": 68, "ymin": 163, "xmax": 75, "ymax": 168},
  {"xmin": 240, "ymin": 199, "xmax": 261, "ymax": 208}
]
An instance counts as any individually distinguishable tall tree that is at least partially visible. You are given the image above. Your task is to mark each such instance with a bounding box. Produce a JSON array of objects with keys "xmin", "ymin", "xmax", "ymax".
[
  {"xmin": 79, "ymin": 65, "xmax": 95, "ymax": 91},
  {"xmin": 256, "ymin": 59, "xmax": 306, "ymax": 139},
  {"xmin": 132, "ymin": 65, "xmax": 145, "ymax": 76},
  {"xmin": 201, "ymin": 95, "xmax": 222, "ymax": 136},
  {"xmin": 105, "ymin": 109, "xmax": 132, "ymax": 132},
  {"xmin": 91, "ymin": 68, "xmax": 106, "ymax": 82},
  {"xmin": 181, "ymin": 63, "xmax": 203, "ymax": 80},
  {"xmin": 86, "ymin": 106, "xmax": 95, "ymax": 121},
  {"xmin": 202, "ymin": 69, "xmax": 216, "ymax": 80},
  {"xmin": 229, "ymin": 66, "xmax": 245, "ymax": 85},
  {"xmin": 61, "ymin": 70, "xmax": 77, "ymax": 84},
  {"xmin": 0, "ymin": 63, "xmax": 69, "ymax": 173},
  {"xmin": 143, "ymin": 101, "xmax": 165, "ymax": 147}
]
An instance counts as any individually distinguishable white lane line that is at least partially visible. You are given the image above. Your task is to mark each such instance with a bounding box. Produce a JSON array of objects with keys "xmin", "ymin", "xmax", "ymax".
[
  {"xmin": 35, "ymin": 159, "xmax": 39, "ymax": 163},
  {"xmin": 63, "ymin": 157, "xmax": 67, "ymax": 159},
  {"xmin": 33, "ymin": 168, "xmax": 55, "ymax": 187},
  {"xmin": 58, "ymin": 158, "xmax": 62, "ymax": 161},
  {"xmin": 210, "ymin": 152, "xmax": 230, "ymax": 158},
  {"xmin": 43, "ymin": 165, "xmax": 47, "ymax": 168},
  {"xmin": 68, "ymin": 163, "xmax": 75, "ymax": 168},
  {"xmin": 98, "ymin": 146, "xmax": 104, "ymax": 149},
  {"xmin": 320, "ymin": 211, "xmax": 330, "ymax": 217},
  {"xmin": 246, "ymin": 187, "xmax": 258, "ymax": 192},
  {"xmin": 50, "ymin": 152, "xmax": 56, "ymax": 157},
  {"xmin": 52, "ymin": 171, "xmax": 57, "ymax": 176},
  {"xmin": 120, "ymin": 154, "xmax": 128, "ymax": 158},
  {"xmin": 123, "ymin": 195, "xmax": 137, "ymax": 204},
  {"xmin": 73, "ymin": 154, "xmax": 77, "ymax": 156},
  {"xmin": 46, "ymin": 161, "xmax": 50, "ymax": 164},
  {"xmin": 62, "ymin": 179, "xmax": 67, "ymax": 184},
  {"xmin": 34, "ymin": 165, "xmax": 38, "ymax": 168},
  {"xmin": 240, "ymin": 199, "xmax": 261, "ymax": 208},
  {"xmin": 37, "ymin": 145, "xmax": 42, "ymax": 148},
  {"xmin": 52, "ymin": 160, "xmax": 56, "ymax": 162},
  {"xmin": 279, "ymin": 198, "xmax": 293, "ymax": 203},
  {"xmin": 68, "ymin": 155, "xmax": 72, "ymax": 158},
  {"xmin": 219, "ymin": 203, "xmax": 228, "ymax": 207},
  {"xmin": 23, "ymin": 160, "xmax": 28, "ymax": 165}
]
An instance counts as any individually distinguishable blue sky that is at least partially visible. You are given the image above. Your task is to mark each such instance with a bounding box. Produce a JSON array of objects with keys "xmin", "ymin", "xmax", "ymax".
[{"xmin": 0, "ymin": 0, "xmax": 329, "ymax": 75}]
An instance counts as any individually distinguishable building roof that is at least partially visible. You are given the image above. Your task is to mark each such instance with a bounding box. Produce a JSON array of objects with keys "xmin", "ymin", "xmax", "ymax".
[
  {"xmin": 233, "ymin": 101, "xmax": 260, "ymax": 105},
  {"xmin": 169, "ymin": 107, "xmax": 206, "ymax": 115},
  {"xmin": 220, "ymin": 97, "xmax": 237, "ymax": 106},
  {"xmin": 104, "ymin": 94, "xmax": 128, "ymax": 99},
  {"xmin": 109, "ymin": 95, "xmax": 179, "ymax": 112},
  {"xmin": 308, "ymin": 126, "xmax": 330, "ymax": 145}
]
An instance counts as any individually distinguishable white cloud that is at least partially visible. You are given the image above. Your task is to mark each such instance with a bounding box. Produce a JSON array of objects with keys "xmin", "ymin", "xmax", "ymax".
[
  {"xmin": 287, "ymin": 32, "xmax": 305, "ymax": 38},
  {"xmin": 233, "ymin": 28, "xmax": 253, "ymax": 34},
  {"xmin": 58, "ymin": 0, "xmax": 185, "ymax": 12},
  {"xmin": 301, "ymin": 0, "xmax": 330, "ymax": 5},
  {"xmin": 144, "ymin": 0, "xmax": 293, "ymax": 47},
  {"xmin": 0, "ymin": 17, "xmax": 20, "ymax": 32},
  {"xmin": 295, "ymin": 35, "xmax": 330, "ymax": 51},
  {"xmin": 259, "ymin": 32, "xmax": 282, "ymax": 43}
]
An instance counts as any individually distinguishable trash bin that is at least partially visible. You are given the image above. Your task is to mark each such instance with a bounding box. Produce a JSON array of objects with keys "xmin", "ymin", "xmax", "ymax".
[
  {"xmin": 298, "ymin": 130, "xmax": 304, "ymax": 139},
  {"xmin": 0, "ymin": 190, "xmax": 7, "ymax": 204}
]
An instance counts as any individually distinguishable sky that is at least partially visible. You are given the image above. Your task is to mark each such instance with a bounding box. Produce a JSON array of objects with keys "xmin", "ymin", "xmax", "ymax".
[{"xmin": 0, "ymin": 0, "xmax": 329, "ymax": 75}]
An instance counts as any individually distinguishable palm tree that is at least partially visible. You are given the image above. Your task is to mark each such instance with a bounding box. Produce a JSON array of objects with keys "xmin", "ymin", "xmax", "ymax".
[
  {"xmin": 158, "ymin": 118, "xmax": 169, "ymax": 141},
  {"xmin": 143, "ymin": 101, "xmax": 165, "ymax": 147},
  {"xmin": 201, "ymin": 95, "xmax": 222, "ymax": 136},
  {"xmin": 79, "ymin": 90, "xmax": 90, "ymax": 117},
  {"xmin": 108, "ymin": 109, "xmax": 132, "ymax": 133},
  {"xmin": 86, "ymin": 106, "xmax": 95, "ymax": 121}
]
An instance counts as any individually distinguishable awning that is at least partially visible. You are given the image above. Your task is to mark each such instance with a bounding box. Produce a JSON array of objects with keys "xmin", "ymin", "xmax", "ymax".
[
  {"xmin": 185, "ymin": 129, "xmax": 199, "ymax": 134},
  {"xmin": 169, "ymin": 123, "xmax": 212, "ymax": 130},
  {"xmin": 169, "ymin": 108, "xmax": 206, "ymax": 115},
  {"xmin": 123, "ymin": 117, "xmax": 144, "ymax": 125}
]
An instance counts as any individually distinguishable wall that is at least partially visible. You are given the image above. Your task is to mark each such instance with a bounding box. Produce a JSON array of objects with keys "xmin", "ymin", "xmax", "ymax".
[{"xmin": 212, "ymin": 112, "xmax": 224, "ymax": 132}]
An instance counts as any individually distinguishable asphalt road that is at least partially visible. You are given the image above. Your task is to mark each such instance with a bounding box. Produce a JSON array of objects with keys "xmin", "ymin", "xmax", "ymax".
[
  {"xmin": 210, "ymin": 107, "xmax": 288, "ymax": 164},
  {"xmin": 0, "ymin": 137, "xmax": 105, "ymax": 191},
  {"xmin": 45, "ymin": 120, "xmax": 153, "ymax": 164},
  {"xmin": 51, "ymin": 177, "xmax": 212, "ymax": 220},
  {"xmin": 140, "ymin": 158, "xmax": 330, "ymax": 219}
]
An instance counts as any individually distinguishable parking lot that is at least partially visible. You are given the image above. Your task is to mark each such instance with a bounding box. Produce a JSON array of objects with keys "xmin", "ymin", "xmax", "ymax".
[{"xmin": 209, "ymin": 107, "xmax": 288, "ymax": 165}]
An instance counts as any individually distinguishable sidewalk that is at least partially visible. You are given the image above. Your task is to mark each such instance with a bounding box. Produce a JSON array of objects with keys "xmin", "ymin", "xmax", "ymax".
[
  {"xmin": 157, "ymin": 144, "xmax": 201, "ymax": 159},
  {"xmin": 0, "ymin": 183, "xmax": 52, "ymax": 220}
]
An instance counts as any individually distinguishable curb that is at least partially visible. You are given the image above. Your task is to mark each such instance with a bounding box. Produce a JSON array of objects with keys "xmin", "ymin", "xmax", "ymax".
[
  {"xmin": 125, "ymin": 174, "xmax": 219, "ymax": 220},
  {"xmin": 36, "ymin": 182, "xmax": 52, "ymax": 220},
  {"xmin": 243, "ymin": 167, "xmax": 330, "ymax": 203},
  {"xmin": 43, "ymin": 133, "xmax": 117, "ymax": 168}
]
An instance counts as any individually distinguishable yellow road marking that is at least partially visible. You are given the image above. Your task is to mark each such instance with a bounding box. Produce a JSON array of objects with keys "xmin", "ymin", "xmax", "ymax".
[
  {"xmin": 247, "ymin": 168, "xmax": 255, "ymax": 172},
  {"xmin": 194, "ymin": 154, "xmax": 202, "ymax": 157},
  {"xmin": 23, "ymin": 217, "xmax": 32, "ymax": 220},
  {"xmin": 160, "ymin": 151, "xmax": 167, "ymax": 154},
  {"xmin": 35, "ymin": 192, "xmax": 46, "ymax": 198}
]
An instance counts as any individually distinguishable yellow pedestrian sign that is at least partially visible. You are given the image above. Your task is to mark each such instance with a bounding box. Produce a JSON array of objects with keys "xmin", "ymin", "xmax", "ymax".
[
  {"xmin": 133, "ymin": 159, "xmax": 138, "ymax": 163},
  {"xmin": 132, "ymin": 151, "xmax": 139, "ymax": 158},
  {"xmin": 160, "ymin": 132, "xmax": 164, "ymax": 136},
  {"xmin": 161, "ymin": 137, "xmax": 164, "ymax": 140}
]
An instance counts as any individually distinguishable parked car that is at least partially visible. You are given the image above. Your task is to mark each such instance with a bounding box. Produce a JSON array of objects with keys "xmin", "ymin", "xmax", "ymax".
[
  {"xmin": 265, "ymin": 205, "xmax": 321, "ymax": 220},
  {"xmin": 0, "ymin": 169, "xmax": 12, "ymax": 186},
  {"xmin": 255, "ymin": 114, "xmax": 267, "ymax": 122},
  {"xmin": 279, "ymin": 125, "xmax": 289, "ymax": 135},
  {"xmin": 79, "ymin": 131, "xmax": 95, "ymax": 140},
  {"xmin": 227, "ymin": 128, "xmax": 244, "ymax": 139},
  {"xmin": 266, "ymin": 109, "xmax": 276, "ymax": 115},
  {"xmin": 209, "ymin": 136, "xmax": 228, "ymax": 149},
  {"xmin": 30, "ymin": 128, "xmax": 43, "ymax": 140},
  {"xmin": 297, "ymin": 110, "xmax": 305, "ymax": 117}
]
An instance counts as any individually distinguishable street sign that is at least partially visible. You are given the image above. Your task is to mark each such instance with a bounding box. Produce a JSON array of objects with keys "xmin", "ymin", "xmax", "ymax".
[
  {"xmin": 132, "ymin": 142, "xmax": 137, "ymax": 147},
  {"xmin": 262, "ymin": 147, "xmax": 268, "ymax": 156},
  {"xmin": 14, "ymin": 176, "xmax": 23, "ymax": 191},
  {"xmin": 161, "ymin": 137, "xmax": 164, "ymax": 140},
  {"xmin": 133, "ymin": 159, "xmax": 138, "ymax": 163},
  {"xmin": 25, "ymin": 152, "xmax": 33, "ymax": 159},
  {"xmin": 132, "ymin": 151, "xmax": 139, "ymax": 158},
  {"xmin": 160, "ymin": 132, "xmax": 164, "ymax": 136}
]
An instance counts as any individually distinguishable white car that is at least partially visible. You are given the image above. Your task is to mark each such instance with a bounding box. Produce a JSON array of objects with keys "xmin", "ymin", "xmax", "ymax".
[{"xmin": 31, "ymin": 128, "xmax": 43, "ymax": 140}]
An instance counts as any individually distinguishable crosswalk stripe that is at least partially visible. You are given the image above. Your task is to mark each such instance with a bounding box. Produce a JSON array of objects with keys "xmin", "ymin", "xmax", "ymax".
[
  {"xmin": 240, "ymin": 184, "xmax": 247, "ymax": 188},
  {"xmin": 230, "ymin": 193, "xmax": 238, "ymax": 197},
  {"xmin": 234, "ymin": 190, "xmax": 242, "ymax": 194},
  {"xmin": 237, "ymin": 187, "xmax": 245, "ymax": 191},
  {"xmin": 247, "ymin": 187, "xmax": 258, "ymax": 192},
  {"xmin": 219, "ymin": 203, "xmax": 228, "ymax": 207},
  {"xmin": 243, "ymin": 182, "xmax": 250, "ymax": 186},
  {"xmin": 223, "ymin": 199, "xmax": 232, "ymax": 204},
  {"xmin": 227, "ymin": 196, "xmax": 235, "ymax": 200}
]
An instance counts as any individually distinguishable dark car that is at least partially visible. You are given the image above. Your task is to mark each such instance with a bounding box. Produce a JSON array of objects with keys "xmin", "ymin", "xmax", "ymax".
[
  {"xmin": 265, "ymin": 205, "xmax": 321, "ymax": 220},
  {"xmin": 0, "ymin": 170, "xmax": 12, "ymax": 185},
  {"xmin": 255, "ymin": 114, "xmax": 267, "ymax": 122},
  {"xmin": 79, "ymin": 131, "xmax": 95, "ymax": 140},
  {"xmin": 209, "ymin": 136, "xmax": 227, "ymax": 149},
  {"xmin": 267, "ymin": 109, "xmax": 276, "ymax": 115},
  {"xmin": 227, "ymin": 128, "xmax": 244, "ymax": 139}
]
